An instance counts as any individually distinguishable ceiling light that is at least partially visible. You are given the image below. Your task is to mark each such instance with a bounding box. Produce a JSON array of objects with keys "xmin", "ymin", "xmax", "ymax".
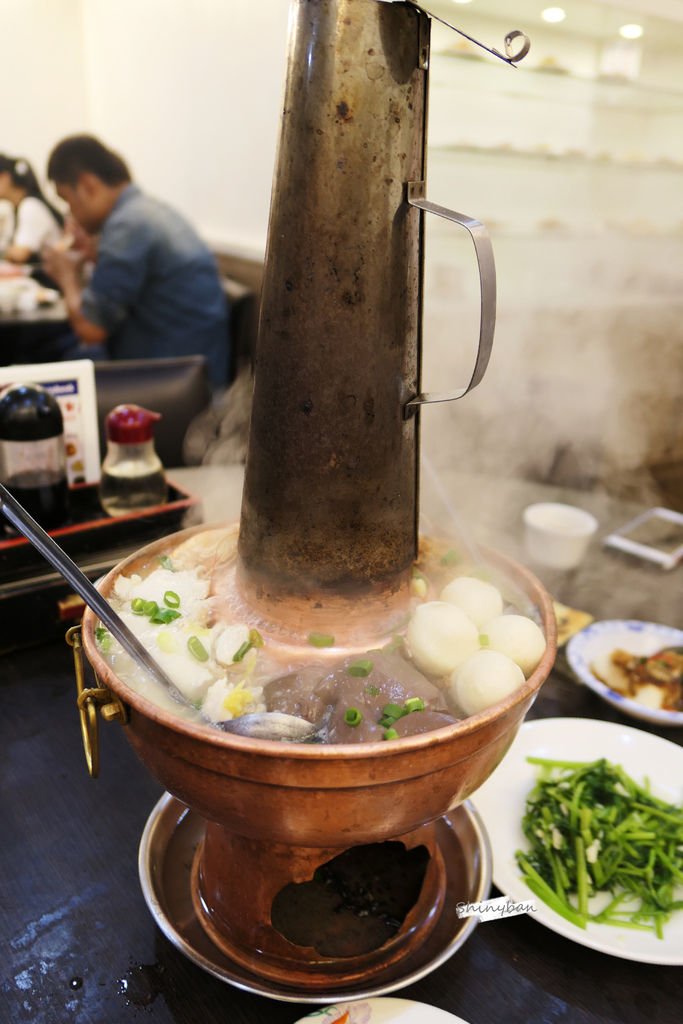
[
  {"xmin": 619, "ymin": 24, "xmax": 643, "ymax": 39},
  {"xmin": 542, "ymin": 7, "xmax": 566, "ymax": 23}
]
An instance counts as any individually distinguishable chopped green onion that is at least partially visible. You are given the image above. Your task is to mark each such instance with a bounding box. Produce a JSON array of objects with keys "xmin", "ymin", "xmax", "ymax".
[
  {"xmin": 163, "ymin": 590, "xmax": 180, "ymax": 608},
  {"xmin": 159, "ymin": 555, "xmax": 176, "ymax": 572},
  {"xmin": 404, "ymin": 697, "xmax": 425, "ymax": 713},
  {"xmin": 232, "ymin": 640, "xmax": 252, "ymax": 663},
  {"xmin": 187, "ymin": 635, "xmax": 209, "ymax": 662},
  {"xmin": 157, "ymin": 631, "xmax": 178, "ymax": 654},
  {"xmin": 249, "ymin": 628, "xmax": 265, "ymax": 648},
  {"xmin": 383, "ymin": 727, "xmax": 399, "ymax": 741},
  {"xmin": 479, "ymin": 633, "xmax": 490, "ymax": 646},
  {"xmin": 142, "ymin": 600, "xmax": 159, "ymax": 617},
  {"xmin": 131, "ymin": 597, "xmax": 146, "ymax": 615},
  {"xmin": 440, "ymin": 548, "xmax": 459, "ymax": 566},
  {"xmin": 95, "ymin": 627, "xmax": 112, "ymax": 652},
  {"xmin": 348, "ymin": 659, "xmax": 373, "ymax": 677},
  {"xmin": 365, "ymin": 684, "xmax": 380, "ymax": 697},
  {"xmin": 308, "ymin": 632, "xmax": 335, "ymax": 648},
  {"xmin": 150, "ymin": 608, "xmax": 182, "ymax": 625},
  {"xmin": 344, "ymin": 707, "xmax": 363, "ymax": 727},
  {"xmin": 379, "ymin": 701, "xmax": 410, "ymax": 728}
]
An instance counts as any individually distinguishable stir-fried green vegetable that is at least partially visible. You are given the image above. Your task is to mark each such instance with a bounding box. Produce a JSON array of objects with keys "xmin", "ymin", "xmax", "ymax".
[{"xmin": 516, "ymin": 757, "xmax": 683, "ymax": 937}]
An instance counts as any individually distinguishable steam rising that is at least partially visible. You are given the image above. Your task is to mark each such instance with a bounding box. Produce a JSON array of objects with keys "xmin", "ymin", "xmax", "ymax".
[{"xmin": 184, "ymin": 366, "xmax": 253, "ymax": 467}]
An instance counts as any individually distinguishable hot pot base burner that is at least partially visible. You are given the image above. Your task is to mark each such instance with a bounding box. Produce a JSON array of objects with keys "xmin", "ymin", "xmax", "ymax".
[
  {"xmin": 138, "ymin": 793, "xmax": 492, "ymax": 1004},
  {"xmin": 270, "ymin": 841, "xmax": 431, "ymax": 957}
]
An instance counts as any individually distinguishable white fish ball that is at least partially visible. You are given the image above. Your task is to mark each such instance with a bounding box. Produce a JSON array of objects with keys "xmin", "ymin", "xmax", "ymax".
[
  {"xmin": 440, "ymin": 576, "xmax": 504, "ymax": 629},
  {"xmin": 484, "ymin": 614, "xmax": 546, "ymax": 677},
  {"xmin": 406, "ymin": 601, "xmax": 479, "ymax": 676},
  {"xmin": 450, "ymin": 649, "xmax": 525, "ymax": 716}
]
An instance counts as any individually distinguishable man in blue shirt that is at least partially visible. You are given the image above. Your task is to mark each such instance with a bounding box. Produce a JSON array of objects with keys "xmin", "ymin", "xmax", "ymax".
[{"xmin": 43, "ymin": 135, "xmax": 229, "ymax": 389}]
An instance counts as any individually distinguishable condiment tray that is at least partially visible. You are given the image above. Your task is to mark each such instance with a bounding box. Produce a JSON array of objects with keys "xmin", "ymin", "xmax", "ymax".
[{"xmin": 0, "ymin": 479, "xmax": 199, "ymax": 651}]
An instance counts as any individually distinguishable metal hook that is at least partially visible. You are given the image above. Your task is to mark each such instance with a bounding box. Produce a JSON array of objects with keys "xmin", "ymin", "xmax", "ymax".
[
  {"xmin": 502, "ymin": 30, "xmax": 531, "ymax": 64},
  {"xmin": 409, "ymin": 2, "xmax": 531, "ymax": 67},
  {"xmin": 67, "ymin": 625, "xmax": 128, "ymax": 779}
]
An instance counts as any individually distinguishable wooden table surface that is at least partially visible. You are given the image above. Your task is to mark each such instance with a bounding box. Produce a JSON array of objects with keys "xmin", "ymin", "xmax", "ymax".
[{"xmin": 2, "ymin": 469, "xmax": 681, "ymax": 1024}]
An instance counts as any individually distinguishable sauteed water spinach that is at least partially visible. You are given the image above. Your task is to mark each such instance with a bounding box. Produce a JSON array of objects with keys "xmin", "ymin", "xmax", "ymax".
[{"xmin": 517, "ymin": 757, "xmax": 683, "ymax": 938}]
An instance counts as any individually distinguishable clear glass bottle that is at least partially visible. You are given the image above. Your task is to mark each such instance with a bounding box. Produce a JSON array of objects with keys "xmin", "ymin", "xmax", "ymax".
[
  {"xmin": 99, "ymin": 405, "xmax": 167, "ymax": 517},
  {"xmin": 0, "ymin": 382, "xmax": 69, "ymax": 531}
]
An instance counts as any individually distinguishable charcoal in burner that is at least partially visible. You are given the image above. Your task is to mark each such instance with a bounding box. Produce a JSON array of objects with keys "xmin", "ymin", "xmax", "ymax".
[{"xmin": 271, "ymin": 842, "xmax": 430, "ymax": 957}]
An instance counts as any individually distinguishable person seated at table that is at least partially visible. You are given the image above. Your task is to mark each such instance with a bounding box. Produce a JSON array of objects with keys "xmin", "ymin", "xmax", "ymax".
[
  {"xmin": 0, "ymin": 154, "xmax": 64, "ymax": 264},
  {"xmin": 42, "ymin": 134, "xmax": 229, "ymax": 389},
  {"xmin": 0, "ymin": 199, "xmax": 13, "ymax": 253}
]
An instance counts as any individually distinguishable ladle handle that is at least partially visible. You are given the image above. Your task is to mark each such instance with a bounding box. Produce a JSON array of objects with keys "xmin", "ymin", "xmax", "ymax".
[
  {"xmin": 0, "ymin": 483, "xmax": 176, "ymax": 694},
  {"xmin": 405, "ymin": 180, "xmax": 496, "ymax": 415}
]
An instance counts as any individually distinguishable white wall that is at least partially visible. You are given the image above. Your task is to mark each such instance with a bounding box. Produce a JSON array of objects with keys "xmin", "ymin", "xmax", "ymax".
[
  {"xmin": 1, "ymin": 0, "xmax": 288, "ymax": 255},
  {"xmin": 81, "ymin": 0, "xmax": 289, "ymax": 256},
  {"xmin": 0, "ymin": 0, "xmax": 88, "ymax": 196},
  {"xmin": 419, "ymin": 9, "xmax": 683, "ymax": 490}
]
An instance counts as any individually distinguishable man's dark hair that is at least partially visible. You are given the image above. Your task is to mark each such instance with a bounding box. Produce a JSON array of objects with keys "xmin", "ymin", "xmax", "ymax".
[{"xmin": 47, "ymin": 135, "xmax": 131, "ymax": 187}]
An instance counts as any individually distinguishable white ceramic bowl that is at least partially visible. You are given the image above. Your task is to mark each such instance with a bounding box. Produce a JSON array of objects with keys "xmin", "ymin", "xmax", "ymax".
[
  {"xmin": 566, "ymin": 619, "xmax": 683, "ymax": 727},
  {"xmin": 523, "ymin": 502, "xmax": 598, "ymax": 570}
]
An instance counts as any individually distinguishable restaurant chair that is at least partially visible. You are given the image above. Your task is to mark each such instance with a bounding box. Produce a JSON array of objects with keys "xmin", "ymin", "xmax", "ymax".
[
  {"xmin": 94, "ymin": 355, "xmax": 212, "ymax": 468},
  {"xmin": 222, "ymin": 276, "xmax": 258, "ymax": 385}
]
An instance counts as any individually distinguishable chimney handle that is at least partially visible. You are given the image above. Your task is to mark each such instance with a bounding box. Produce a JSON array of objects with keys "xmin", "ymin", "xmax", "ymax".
[{"xmin": 405, "ymin": 180, "xmax": 496, "ymax": 416}]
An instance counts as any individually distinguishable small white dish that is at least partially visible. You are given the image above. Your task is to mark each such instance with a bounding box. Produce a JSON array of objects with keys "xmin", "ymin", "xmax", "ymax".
[
  {"xmin": 523, "ymin": 502, "xmax": 598, "ymax": 570},
  {"xmin": 293, "ymin": 997, "xmax": 471, "ymax": 1024},
  {"xmin": 470, "ymin": 717, "xmax": 683, "ymax": 964},
  {"xmin": 566, "ymin": 619, "xmax": 683, "ymax": 727}
]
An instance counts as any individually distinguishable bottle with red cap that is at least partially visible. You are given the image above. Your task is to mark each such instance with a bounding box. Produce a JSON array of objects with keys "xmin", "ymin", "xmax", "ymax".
[{"xmin": 99, "ymin": 404, "xmax": 168, "ymax": 517}]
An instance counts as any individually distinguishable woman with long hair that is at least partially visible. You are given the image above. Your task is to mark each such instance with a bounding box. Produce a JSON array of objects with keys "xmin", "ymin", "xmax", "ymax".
[{"xmin": 0, "ymin": 154, "xmax": 63, "ymax": 264}]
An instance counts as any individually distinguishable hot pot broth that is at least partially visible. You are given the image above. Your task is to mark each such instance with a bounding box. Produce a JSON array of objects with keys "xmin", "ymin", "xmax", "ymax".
[{"xmin": 95, "ymin": 528, "xmax": 547, "ymax": 742}]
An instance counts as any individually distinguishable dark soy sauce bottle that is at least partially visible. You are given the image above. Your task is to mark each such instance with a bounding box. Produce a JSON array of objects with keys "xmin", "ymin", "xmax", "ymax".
[{"xmin": 0, "ymin": 383, "xmax": 69, "ymax": 531}]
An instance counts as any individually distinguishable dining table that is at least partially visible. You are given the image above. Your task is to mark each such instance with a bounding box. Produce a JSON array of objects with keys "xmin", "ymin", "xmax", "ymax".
[
  {"xmin": 0, "ymin": 269, "xmax": 68, "ymax": 366},
  {"xmin": 1, "ymin": 464, "xmax": 681, "ymax": 1024}
]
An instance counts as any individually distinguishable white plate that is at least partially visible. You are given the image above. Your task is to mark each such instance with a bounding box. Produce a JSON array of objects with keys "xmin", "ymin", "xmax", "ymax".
[
  {"xmin": 293, "ymin": 997, "xmax": 470, "ymax": 1024},
  {"xmin": 470, "ymin": 717, "xmax": 683, "ymax": 964},
  {"xmin": 566, "ymin": 619, "xmax": 683, "ymax": 727}
]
